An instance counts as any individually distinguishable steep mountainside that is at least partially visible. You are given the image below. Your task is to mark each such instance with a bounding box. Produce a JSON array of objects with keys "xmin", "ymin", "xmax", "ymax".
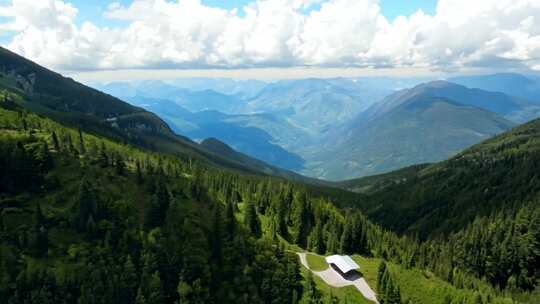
[
  {"xmin": 353, "ymin": 116, "xmax": 540, "ymax": 238},
  {"xmin": 127, "ymin": 96, "xmax": 307, "ymax": 171},
  {"xmin": 0, "ymin": 47, "xmax": 313, "ymax": 182},
  {"xmin": 199, "ymin": 137, "xmax": 318, "ymax": 184},
  {"xmin": 312, "ymin": 94, "xmax": 514, "ymax": 180},
  {"xmin": 334, "ymin": 164, "xmax": 429, "ymax": 194},
  {"xmin": 363, "ymin": 81, "xmax": 540, "ymax": 123}
]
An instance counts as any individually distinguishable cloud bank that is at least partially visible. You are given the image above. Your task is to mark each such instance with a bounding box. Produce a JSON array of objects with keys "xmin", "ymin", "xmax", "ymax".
[{"xmin": 1, "ymin": 0, "xmax": 539, "ymax": 72}]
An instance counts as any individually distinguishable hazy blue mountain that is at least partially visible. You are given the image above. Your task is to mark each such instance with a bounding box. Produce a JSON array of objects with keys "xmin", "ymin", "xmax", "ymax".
[
  {"xmin": 94, "ymin": 78, "xmax": 265, "ymax": 111},
  {"xmin": 200, "ymin": 137, "xmax": 302, "ymax": 177},
  {"xmin": 166, "ymin": 78, "xmax": 267, "ymax": 99},
  {"xmin": 244, "ymin": 78, "xmax": 369, "ymax": 135},
  {"xmin": 449, "ymin": 73, "xmax": 540, "ymax": 103},
  {"xmin": 309, "ymin": 91, "xmax": 515, "ymax": 180},
  {"xmin": 362, "ymin": 81, "xmax": 540, "ymax": 123},
  {"xmin": 166, "ymin": 89, "xmax": 245, "ymax": 113},
  {"xmin": 94, "ymin": 81, "xmax": 138, "ymax": 98},
  {"xmin": 96, "ymin": 77, "xmax": 532, "ymax": 181},
  {"xmin": 126, "ymin": 96, "xmax": 306, "ymax": 171}
]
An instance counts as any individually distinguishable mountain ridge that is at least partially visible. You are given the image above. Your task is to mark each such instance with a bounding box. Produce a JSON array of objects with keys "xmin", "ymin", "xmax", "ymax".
[{"xmin": 313, "ymin": 91, "xmax": 516, "ymax": 180}]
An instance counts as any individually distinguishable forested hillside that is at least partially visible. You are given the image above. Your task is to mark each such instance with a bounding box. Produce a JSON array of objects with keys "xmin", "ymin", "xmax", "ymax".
[
  {"xmin": 0, "ymin": 93, "xmax": 306, "ymax": 303},
  {"xmin": 355, "ymin": 117, "xmax": 540, "ymax": 237}
]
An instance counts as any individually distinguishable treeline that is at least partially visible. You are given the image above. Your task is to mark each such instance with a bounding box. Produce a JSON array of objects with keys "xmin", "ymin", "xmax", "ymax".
[{"xmin": 420, "ymin": 204, "xmax": 540, "ymax": 294}]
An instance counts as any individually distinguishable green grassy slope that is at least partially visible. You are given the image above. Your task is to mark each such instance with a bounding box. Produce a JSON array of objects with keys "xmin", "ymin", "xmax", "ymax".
[
  {"xmin": 350, "ymin": 256, "xmax": 506, "ymax": 304},
  {"xmin": 305, "ymin": 253, "xmax": 329, "ymax": 271}
]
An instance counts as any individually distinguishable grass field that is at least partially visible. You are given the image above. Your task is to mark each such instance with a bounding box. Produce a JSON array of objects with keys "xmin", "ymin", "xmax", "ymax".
[
  {"xmin": 350, "ymin": 255, "xmax": 492, "ymax": 304},
  {"xmin": 351, "ymin": 255, "xmax": 380, "ymax": 288},
  {"xmin": 299, "ymin": 264, "xmax": 373, "ymax": 303},
  {"xmin": 306, "ymin": 253, "xmax": 329, "ymax": 271}
]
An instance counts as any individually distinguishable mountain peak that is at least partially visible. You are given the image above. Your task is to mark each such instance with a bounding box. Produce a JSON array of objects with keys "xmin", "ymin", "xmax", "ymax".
[
  {"xmin": 200, "ymin": 137, "xmax": 235, "ymax": 153},
  {"xmin": 414, "ymin": 80, "xmax": 462, "ymax": 90}
]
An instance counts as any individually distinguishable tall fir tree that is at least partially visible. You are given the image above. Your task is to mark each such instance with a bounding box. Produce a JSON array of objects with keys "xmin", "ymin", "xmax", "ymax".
[
  {"xmin": 244, "ymin": 200, "xmax": 261, "ymax": 238},
  {"xmin": 78, "ymin": 128, "xmax": 86, "ymax": 155},
  {"xmin": 75, "ymin": 179, "xmax": 98, "ymax": 232},
  {"xmin": 51, "ymin": 131, "xmax": 60, "ymax": 151}
]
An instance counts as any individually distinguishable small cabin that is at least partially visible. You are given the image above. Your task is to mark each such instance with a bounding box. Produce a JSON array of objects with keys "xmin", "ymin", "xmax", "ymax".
[{"xmin": 325, "ymin": 255, "xmax": 360, "ymax": 278}]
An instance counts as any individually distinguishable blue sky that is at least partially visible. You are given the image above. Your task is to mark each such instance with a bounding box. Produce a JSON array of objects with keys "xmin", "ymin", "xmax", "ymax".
[
  {"xmin": 379, "ymin": 0, "xmax": 437, "ymax": 20},
  {"xmin": 70, "ymin": 0, "xmax": 438, "ymax": 26},
  {"xmin": 202, "ymin": 0, "xmax": 438, "ymax": 19}
]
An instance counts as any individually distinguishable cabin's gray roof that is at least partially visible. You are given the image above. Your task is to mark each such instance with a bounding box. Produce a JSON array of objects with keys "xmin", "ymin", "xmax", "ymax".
[{"xmin": 325, "ymin": 255, "xmax": 360, "ymax": 273}]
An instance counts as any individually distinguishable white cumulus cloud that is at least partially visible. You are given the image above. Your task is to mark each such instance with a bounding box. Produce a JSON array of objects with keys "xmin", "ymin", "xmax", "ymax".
[{"xmin": 0, "ymin": 0, "xmax": 539, "ymax": 72}]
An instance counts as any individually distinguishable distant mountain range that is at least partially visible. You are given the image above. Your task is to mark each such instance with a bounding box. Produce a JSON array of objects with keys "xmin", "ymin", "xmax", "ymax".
[
  {"xmin": 126, "ymin": 96, "xmax": 307, "ymax": 171},
  {"xmin": 363, "ymin": 80, "xmax": 540, "ymax": 123},
  {"xmin": 311, "ymin": 83, "xmax": 516, "ymax": 180},
  {"xmin": 450, "ymin": 73, "xmax": 540, "ymax": 103},
  {"xmin": 241, "ymin": 78, "xmax": 395, "ymax": 142},
  {"xmin": 96, "ymin": 81, "xmax": 246, "ymax": 114},
  {"xmin": 94, "ymin": 73, "xmax": 540, "ymax": 181}
]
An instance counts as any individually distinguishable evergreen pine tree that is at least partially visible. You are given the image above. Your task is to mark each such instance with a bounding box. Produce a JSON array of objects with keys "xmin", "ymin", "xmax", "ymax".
[
  {"xmin": 75, "ymin": 179, "xmax": 98, "ymax": 232},
  {"xmin": 146, "ymin": 272, "xmax": 163, "ymax": 304},
  {"xmin": 136, "ymin": 161, "xmax": 143, "ymax": 184},
  {"xmin": 340, "ymin": 218, "xmax": 355, "ymax": 254},
  {"xmin": 35, "ymin": 142, "xmax": 53, "ymax": 174},
  {"xmin": 99, "ymin": 142, "xmax": 108, "ymax": 167},
  {"xmin": 115, "ymin": 153, "xmax": 125, "ymax": 176},
  {"xmin": 78, "ymin": 128, "xmax": 85, "ymax": 155},
  {"xmin": 135, "ymin": 288, "xmax": 147, "ymax": 304},
  {"xmin": 301, "ymin": 271, "xmax": 322, "ymax": 304},
  {"xmin": 294, "ymin": 193, "xmax": 310, "ymax": 247},
  {"xmin": 210, "ymin": 204, "xmax": 223, "ymax": 264},
  {"xmin": 377, "ymin": 261, "xmax": 388, "ymax": 304},
  {"xmin": 225, "ymin": 200, "xmax": 236, "ymax": 240},
  {"xmin": 308, "ymin": 222, "xmax": 325, "ymax": 254},
  {"xmin": 34, "ymin": 202, "xmax": 45, "ymax": 229},
  {"xmin": 51, "ymin": 131, "xmax": 60, "ymax": 151},
  {"xmin": 144, "ymin": 195, "xmax": 162, "ymax": 230},
  {"xmin": 244, "ymin": 200, "xmax": 261, "ymax": 237},
  {"xmin": 120, "ymin": 255, "xmax": 138, "ymax": 303}
]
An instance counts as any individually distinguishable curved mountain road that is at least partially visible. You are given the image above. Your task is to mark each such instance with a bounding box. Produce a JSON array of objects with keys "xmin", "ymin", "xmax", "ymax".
[{"xmin": 297, "ymin": 252, "xmax": 379, "ymax": 303}]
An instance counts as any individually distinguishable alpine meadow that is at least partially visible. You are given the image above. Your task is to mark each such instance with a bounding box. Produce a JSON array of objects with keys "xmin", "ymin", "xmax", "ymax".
[{"xmin": 1, "ymin": 1, "xmax": 540, "ymax": 304}]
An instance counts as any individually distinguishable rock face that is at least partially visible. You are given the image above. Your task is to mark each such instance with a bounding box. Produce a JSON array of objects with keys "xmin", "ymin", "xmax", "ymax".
[{"xmin": 0, "ymin": 69, "xmax": 36, "ymax": 96}]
